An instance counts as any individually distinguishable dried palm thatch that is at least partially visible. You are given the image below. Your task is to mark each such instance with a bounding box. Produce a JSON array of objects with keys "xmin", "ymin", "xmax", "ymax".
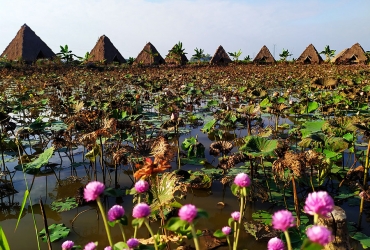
[
  {"xmin": 88, "ymin": 35, "xmax": 126, "ymax": 64},
  {"xmin": 1, "ymin": 24, "xmax": 55, "ymax": 62},
  {"xmin": 165, "ymin": 44, "xmax": 188, "ymax": 65},
  {"xmin": 210, "ymin": 45, "xmax": 232, "ymax": 64},
  {"xmin": 134, "ymin": 42, "xmax": 165, "ymax": 65},
  {"xmin": 331, "ymin": 43, "xmax": 367, "ymax": 64},
  {"xmin": 296, "ymin": 44, "xmax": 323, "ymax": 64},
  {"xmin": 253, "ymin": 45, "xmax": 275, "ymax": 64}
]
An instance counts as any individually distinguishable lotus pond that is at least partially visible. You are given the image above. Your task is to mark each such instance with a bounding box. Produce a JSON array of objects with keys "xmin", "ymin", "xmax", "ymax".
[{"xmin": 1, "ymin": 64, "xmax": 370, "ymax": 249}]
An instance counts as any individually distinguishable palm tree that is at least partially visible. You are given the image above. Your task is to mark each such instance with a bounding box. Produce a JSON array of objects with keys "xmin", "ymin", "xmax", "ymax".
[
  {"xmin": 279, "ymin": 48, "xmax": 292, "ymax": 62},
  {"xmin": 192, "ymin": 47, "xmax": 205, "ymax": 63},
  {"xmin": 243, "ymin": 55, "xmax": 252, "ymax": 63},
  {"xmin": 320, "ymin": 45, "xmax": 336, "ymax": 62},
  {"xmin": 169, "ymin": 41, "xmax": 187, "ymax": 65},
  {"xmin": 228, "ymin": 49, "xmax": 242, "ymax": 62}
]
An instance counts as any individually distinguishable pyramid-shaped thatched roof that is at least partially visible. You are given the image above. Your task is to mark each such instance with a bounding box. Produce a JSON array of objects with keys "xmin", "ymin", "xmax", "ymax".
[
  {"xmin": 165, "ymin": 44, "xmax": 188, "ymax": 65},
  {"xmin": 1, "ymin": 24, "xmax": 55, "ymax": 62},
  {"xmin": 331, "ymin": 43, "xmax": 367, "ymax": 64},
  {"xmin": 210, "ymin": 45, "xmax": 232, "ymax": 64},
  {"xmin": 134, "ymin": 42, "xmax": 165, "ymax": 65},
  {"xmin": 296, "ymin": 44, "xmax": 323, "ymax": 64},
  {"xmin": 253, "ymin": 45, "xmax": 275, "ymax": 64},
  {"xmin": 88, "ymin": 35, "xmax": 126, "ymax": 64}
]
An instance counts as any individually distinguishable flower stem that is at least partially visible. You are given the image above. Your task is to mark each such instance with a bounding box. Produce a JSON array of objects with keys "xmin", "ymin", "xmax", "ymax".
[
  {"xmin": 96, "ymin": 197, "xmax": 113, "ymax": 246},
  {"xmin": 226, "ymin": 235, "xmax": 232, "ymax": 250},
  {"xmin": 190, "ymin": 223, "xmax": 200, "ymax": 250},
  {"xmin": 118, "ymin": 223, "xmax": 126, "ymax": 242},
  {"xmin": 284, "ymin": 230, "xmax": 292, "ymax": 250},
  {"xmin": 233, "ymin": 195, "xmax": 244, "ymax": 250},
  {"xmin": 134, "ymin": 195, "xmax": 142, "ymax": 238},
  {"xmin": 314, "ymin": 213, "xmax": 319, "ymax": 225},
  {"xmin": 144, "ymin": 220, "xmax": 158, "ymax": 250}
]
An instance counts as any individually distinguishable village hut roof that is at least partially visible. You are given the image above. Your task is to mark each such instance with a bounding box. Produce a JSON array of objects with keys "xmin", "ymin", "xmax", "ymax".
[
  {"xmin": 88, "ymin": 35, "xmax": 126, "ymax": 64},
  {"xmin": 253, "ymin": 45, "xmax": 276, "ymax": 64},
  {"xmin": 1, "ymin": 24, "xmax": 55, "ymax": 62},
  {"xmin": 209, "ymin": 45, "xmax": 232, "ymax": 64},
  {"xmin": 134, "ymin": 42, "xmax": 165, "ymax": 65},
  {"xmin": 296, "ymin": 44, "xmax": 323, "ymax": 64},
  {"xmin": 165, "ymin": 44, "xmax": 188, "ymax": 65},
  {"xmin": 331, "ymin": 43, "xmax": 367, "ymax": 64}
]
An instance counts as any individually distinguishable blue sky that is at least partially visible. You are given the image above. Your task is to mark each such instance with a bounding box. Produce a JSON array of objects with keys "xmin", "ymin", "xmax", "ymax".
[{"xmin": 0, "ymin": 0, "xmax": 369, "ymax": 60}]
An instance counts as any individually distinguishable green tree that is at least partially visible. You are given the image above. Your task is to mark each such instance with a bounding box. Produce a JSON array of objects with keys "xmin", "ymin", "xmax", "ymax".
[
  {"xmin": 169, "ymin": 41, "xmax": 187, "ymax": 65},
  {"xmin": 228, "ymin": 49, "xmax": 242, "ymax": 62},
  {"xmin": 243, "ymin": 55, "xmax": 252, "ymax": 63},
  {"xmin": 279, "ymin": 48, "xmax": 292, "ymax": 62},
  {"xmin": 192, "ymin": 47, "xmax": 205, "ymax": 63},
  {"xmin": 320, "ymin": 45, "xmax": 336, "ymax": 62},
  {"xmin": 56, "ymin": 45, "xmax": 81, "ymax": 64},
  {"xmin": 127, "ymin": 57, "xmax": 135, "ymax": 65}
]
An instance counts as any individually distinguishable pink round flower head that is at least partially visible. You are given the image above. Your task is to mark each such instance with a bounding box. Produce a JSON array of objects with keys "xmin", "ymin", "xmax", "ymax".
[
  {"xmin": 104, "ymin": 247, "xmax": 112, "ymax": 250},
  {"xmin": 231, "ymin": 211, "xmax": 240, "ymax": 221},
  {"xmin": 304, "ymin": 191, "xmax": 334, "ymax": 218},
  {"xmin": 127, "ymin": 238, "xmax": 140, "ymax": 248},
  {"xmin": 234, "ymin": 173, "xmax": 251, "ymax": 187},
  {"xmin": 306, "ymin": 225, "xmax": 333, "ymax": 246},
  {"xmin": 272, "ymin": 210, "xmax": 295, "ymax": 231},
  {"xmin": 84, "ymin": 242, "xmax": 97, "ymax": 250},
  {"xmin": 108, "ymin": 205, "xmax": 125, "ymax": 221},
  {"xmin": 267, "ymin": 237, "xmax": 285, "ymax": 250},
  {"xmin": 62, "ymin": 240, "xmax": 74, "ymax": 250},
  {"xmin": 178, "ymin": 204, "xmax": 198, "ymax": 223},
  {"xmin": 134, "ymin": 180, "xmax": 149, "ymax": 193},
  {"xmin": 84, "ymin": 181, "xmax": 105, "ymax": 202},
  {"xmin": 222, "ymin": 226, "xmax": 232, "ymax": 235},
  {"xmin": 132, "ymin": 203, "xmax": 151, "ymax": 218}
]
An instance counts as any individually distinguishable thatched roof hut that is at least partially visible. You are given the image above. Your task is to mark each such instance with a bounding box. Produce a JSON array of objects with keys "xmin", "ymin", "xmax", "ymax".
[
  {"xmin": 296, "ymin": 44, "xmax": 323, "ymax": 64},
  {"xmin": 165, "ymin": 44, "xmax": 188, "ymax": 65},
  {"xmin": 1, "ymin": 24, "xmax": 55, "ymax": 62},
  {"xmin": 88, "ymin": 35, "xmax": 126, "ymax": 64},
  {"xmin": 134, "ymin": 42, "xmax": 165, "ymax": 65},
  {"xmin": 209, "ymin": 45, "xmax": 232, "ymax": 64},
  {"xmin": 331, "ymin": 43, "xmax": 367, "ymax": 64},
  {"xmin": 253, "ymin": 45, "xmax": 275, "ymax": 64}
]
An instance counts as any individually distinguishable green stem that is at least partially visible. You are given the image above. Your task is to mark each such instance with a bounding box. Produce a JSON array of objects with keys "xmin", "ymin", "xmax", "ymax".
[
  {"xmin": 233, "ymin": 195, "xmax": 244, "ymax": 250},
  {"xmin": 96, "ymin": 197, "xmax": 113, "ymax": 246},
  {"xmin": 134, "ymin": 195, "xmax": 142, "ymax": 238},
  {"xmin": 118, "ymin": 223, "xmax": 126, "ymax": 242},
  {"xmin": 226, "ymin": 235, "xmax": 232, "ymax": 250},
  {"xmin": 233, "ymin": 221, "xmax": 237, "ymax": 247},
  {"xmin": 284, "ymin": 230, "xmax": 292, "ymax": 250},
  {"xmin": 190, "ymin": 223, "xmax": 200, "ymax": 250},
  {"xmin": 313, "ymin": 213, "xmax": 319, "ymax": 225},
  {"xmin": 144, "ymin": 220, "xmax": 158, "ymax": 250}
]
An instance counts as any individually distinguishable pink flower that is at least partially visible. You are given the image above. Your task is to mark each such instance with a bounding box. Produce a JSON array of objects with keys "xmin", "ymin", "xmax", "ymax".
[
  {"xmin": 84, "ymin": 181, "xmax": 105, "ymax": 202},
  {"xmin": 306, "ymin": 225, "xmax": 333, "ymax": 246},
  {"xmin": 272, "ymin": 210, "xmax": 295, "ymax": 231},
  {"xmin": 304, "ymin": 191, "xmax": 334, "ymax": 218},
  {"xmin": 108, "ymin": 205, "xmax": 125, "ymax": 221},
  {"xmin": 84, "ymin": 242, "xmax": 97, "ymax": 250},
  {"xmin": 178, "ymin": 204, "xmax": 198, "ymax": 223},
  {"xmin": 231, "ymin": 211, "xmax": 240, "ymax": 221},
  {"xmin": 267, "ymin": 237, "xmax": 285, "ymax": 250},
  {"xmin": 234, "ymin": 173, "xmax": 251, "ymax": 187},
  {"xmin": 222, "ymin": 226, "xmax": 232, "ymax": 235},
  {"xmin": 127, "ymin": 238, "xmax": 140, "ymax": 248},
  {"xmin": 62, "ymin": 240, "xmax": 74, "ymax": 250},
  {"xmin": 104, "ymin": 247, "xmax": 112, "ymax": 250},
  {"xmin": 132, "ymin": 203, "xmax": 151, "ymax": 218},
  {"xmin": 134, "ymin": 180, "xmax": 149, "ymax": 193}
]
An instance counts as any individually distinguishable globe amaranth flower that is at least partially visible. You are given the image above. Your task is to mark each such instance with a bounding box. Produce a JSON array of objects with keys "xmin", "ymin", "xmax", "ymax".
[
  {"xmin": 267, "ymin": 237, "xmax": 285, "ymax": 250},
  {"xmin": 178, "ymin": 204, "xmax": 198, "ymax": 223},
  {"xmin": 62, "ymin": 240, "xmax": 74, "ymax": 250},
  {"xmin": 234, "ymin": 173, "xmax": 251, "ymax": 187},
  {"xmin": 272, "ymin": 210, "xmax": 295, "ymax": 231},
  {"xmin": 134, "ymin": 180, "xmax": 149, "ymax": 193},
  {"xmin": 306, "ymin": 225, "xmax": 333, "ymax": 246},
  {"xmin": 84, "ymin": 242, "xmax": 97, "ymax": 250},
  {"xmin": 108, "ymin": 205, "xmax": 125, "ymax": 222},
  {"xmin": 222, "ymin": 226, "xmax": 232, "ymax": 235},
  {"xmin": 127, "ymin": 238, "xmax": 140, "ymax": 249},
  {"xmin": 304, "ymin": 191, "xmax": 334, "ymax": 218},
  {"xmin": 231, "ymin": 211, "xmax": 240, "ymax": 221},
  {"xmin": 104, "ymin": 247, "xmax": 112, "ymax": 250},
  {"xmin": 132, "ymin": 203, "xmax": 151, "ymax": 218},
  {"xmin": 84, "ymin": 181, "xmax": 105, "ymax": 202}
]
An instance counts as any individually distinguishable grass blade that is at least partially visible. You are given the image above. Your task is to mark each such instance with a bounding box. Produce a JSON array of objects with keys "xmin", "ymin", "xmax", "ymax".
[
  {"xmin": 0, "ymin": 225, "xmax": 10, "ymax": 250},
  {"xmin": 15, "ymin": 189, "xmax": 29, "ymax": 231}
]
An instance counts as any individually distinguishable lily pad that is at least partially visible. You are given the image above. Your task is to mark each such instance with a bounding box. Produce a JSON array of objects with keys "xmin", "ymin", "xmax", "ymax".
[{"xmin": 38, "ymin": 223, "xmax": 70, "ymax": 242}]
